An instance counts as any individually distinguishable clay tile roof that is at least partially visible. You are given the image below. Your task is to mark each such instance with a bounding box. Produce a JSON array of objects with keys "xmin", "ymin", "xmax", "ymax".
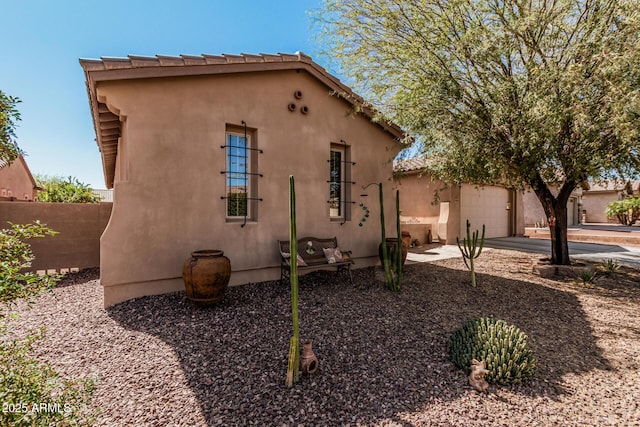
[
  {"xmin": 221, "ymin": 54, "xmax": 246, "ymax": 63},
  {"xmin": 201, "ymin": 54, "xmax": 228, "ymax": 64},
  {"xmin": 393, "ymin": 156, "xmax": 432, "ymax": 173},
  {"xmin": 79, "ymin": 58, "xmax": 106, "ymax": 71},
  {"xmin": 586, "ymin": 179, "xmax": 640, "ymax": 193},
  {"xmin": 128, "ymin": 55, "xmax": 160, "ymax": 67},
  {"xmin": 101, "ymin": 57, "xmax": 134, "ymax": 70},
  {"xmin": 240, "ymin": 53, "xmax": 265, "ymax": 63},
  {"xmin": 180, "ymin": 54, "xmax": 208, "ymax": 65},
  {"xmin": 156, "ymin": 55, "xmax": 185, "ymax": 66},
  {"xmin": 79, "ymin": 52, "xmax": 406, "ymax": 189},
  {"xmin": 258, "ymin": 53, "xmax": 283, "ymax": 62}
]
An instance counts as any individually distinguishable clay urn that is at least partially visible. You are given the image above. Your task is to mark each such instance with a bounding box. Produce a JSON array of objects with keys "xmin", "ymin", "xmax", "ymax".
[
  {"xmin": 182, "ymin": 250, "xmax": 231, "ymax": 305},
  {"xmin": 378, "ymin": 236, "xmax": 409, "ymax": 266}
]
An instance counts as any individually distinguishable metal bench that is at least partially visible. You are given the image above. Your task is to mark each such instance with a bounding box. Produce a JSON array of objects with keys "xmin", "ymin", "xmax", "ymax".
[{"xmin": 277, "ymin": 236, "xmax": 354, "ymax": 285}]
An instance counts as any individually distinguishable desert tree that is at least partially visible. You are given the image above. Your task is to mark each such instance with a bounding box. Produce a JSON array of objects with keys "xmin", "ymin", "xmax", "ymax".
[
  {"xmin": 318, "ymin": 0, "xmax": 640, "ymax": 264},
  {"xmin": 0, "ymin": 90, "xmax": 22, "ymax": 164}
]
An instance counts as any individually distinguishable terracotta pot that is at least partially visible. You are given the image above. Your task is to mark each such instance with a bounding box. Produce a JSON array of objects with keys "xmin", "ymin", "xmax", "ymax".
[
  {"xmin": 401, "ymin": 230, "xmax": 412, "ymax": 250},
  {"xmin": 300, "ymin": 340, "xmax": 319, "ymax": 374},
  {"xmin": 182, "ymin": 250, "xmax": 231, "ymax": 305},
  {"xmin": 378, "ymin": 237, "xmax": 409, "ymax": 266}
]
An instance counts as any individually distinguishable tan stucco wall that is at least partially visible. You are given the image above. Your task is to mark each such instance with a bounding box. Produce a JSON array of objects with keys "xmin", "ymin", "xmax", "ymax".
[
  {"xmin": 0, "ymin": 201, "xmax": 112, "ymax": 271},
  {"xmin": 0, "ymin": 157, "xmax": 36, "ymax": 201},
  {"xmin": 96, "ymin": 70, "xmax": 401, "ymax": 306},
  {"xmin": 395, "ymin": 171, "xmax": 451, "ymax": 242},
  {"xmin": 582, "ymin": 192, "xmax": 621, "ymax": 223},
  {"xmin": 524, "ymin": 187, "xmax": 592, "ymax": 226},
  {"xmin": 394, "ymin": 173, "xmax": 523, "ymax": 244}
]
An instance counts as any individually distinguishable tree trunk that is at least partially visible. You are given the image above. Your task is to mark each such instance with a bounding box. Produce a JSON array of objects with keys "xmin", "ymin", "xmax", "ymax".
[
  {"xmin": 532, "ymin": 176, "xmax": 573, "ymax": 266},
  {"xmin": 548, "ymin": 201, "xmax": 570, "ymax": 265}
]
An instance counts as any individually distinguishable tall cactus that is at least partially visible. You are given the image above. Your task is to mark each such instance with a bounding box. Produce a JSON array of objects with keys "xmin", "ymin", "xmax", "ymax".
[
  {"xmin": 285, "ymin": 176, "xmax": 300, "ymax": 388},
  {"xmin": 456, "ymin": 220, "xmax": 485, "ymax": 287},
  {"xmin": 379, "ymin": 183, "xmax": 402, "ymax": 291}
]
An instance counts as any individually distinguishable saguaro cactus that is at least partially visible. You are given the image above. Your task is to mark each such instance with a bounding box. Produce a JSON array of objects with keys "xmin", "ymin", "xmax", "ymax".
[
  {"xmin": 456, "ymin": 220, "xmax": 485, "ymax": 287},
  {"xmin": 379, "ymin": 183, "xmax": 402, "ymax": 292},
  {"xmin": 285, "ymin": 176, "xmax": 300, "ymax": 388}
]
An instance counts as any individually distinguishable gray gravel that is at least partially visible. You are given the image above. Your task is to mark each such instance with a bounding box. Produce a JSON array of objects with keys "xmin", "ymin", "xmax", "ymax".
[{"xmin": 6, "ymin": 251, "xmax": 640, "ymax": 426}]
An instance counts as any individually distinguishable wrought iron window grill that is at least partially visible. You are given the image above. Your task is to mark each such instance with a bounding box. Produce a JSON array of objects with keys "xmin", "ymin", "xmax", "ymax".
[
  {"xmin": 220, "ymin": 120, "xmax": 263, "ymax": 227},
  {"xmin": 327, "ymin": 139, "xmax": 356, "ymax": 225}
]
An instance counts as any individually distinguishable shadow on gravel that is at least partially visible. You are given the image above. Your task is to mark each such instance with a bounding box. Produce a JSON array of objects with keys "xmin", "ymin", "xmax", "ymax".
[
  {"xmin": 578, "ymin": 268, "xmax": 640, "ymax": 301},
  {"xmin": 107, "ymin": 263, "xmax": 609, "ymax": 426}
]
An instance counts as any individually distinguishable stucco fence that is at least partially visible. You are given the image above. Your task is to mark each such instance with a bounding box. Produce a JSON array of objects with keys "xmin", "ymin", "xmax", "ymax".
[{"xmin": 1, "ymin": 201, "xmax": 112, "ymax": 273}]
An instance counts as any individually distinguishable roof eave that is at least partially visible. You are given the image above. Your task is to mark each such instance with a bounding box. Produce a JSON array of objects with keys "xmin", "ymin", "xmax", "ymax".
[
  {"xmin": 80, "ymin": 53, "xmax": 407, "ymax": 189},
  {"xmin": 82, "ymin": 72, "xmax": 115, "ymax": 189}
]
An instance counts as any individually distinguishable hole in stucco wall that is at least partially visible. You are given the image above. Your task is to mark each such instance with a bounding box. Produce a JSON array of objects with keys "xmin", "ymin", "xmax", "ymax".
[{"xmin": 288, "ymin": 103, "xmax": 297, "ymax": 111}]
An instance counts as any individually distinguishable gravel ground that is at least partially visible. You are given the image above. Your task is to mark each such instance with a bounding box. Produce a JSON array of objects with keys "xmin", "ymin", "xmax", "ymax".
[{"xmin": 5, "ymin": 250, "xmax": 640, "ymax": 426}]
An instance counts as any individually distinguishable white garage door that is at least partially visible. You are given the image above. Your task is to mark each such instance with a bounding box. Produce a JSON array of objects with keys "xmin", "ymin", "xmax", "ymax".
[{"xmin": 460, "ymin": 185, "xmax": 510, "ymax": 238}]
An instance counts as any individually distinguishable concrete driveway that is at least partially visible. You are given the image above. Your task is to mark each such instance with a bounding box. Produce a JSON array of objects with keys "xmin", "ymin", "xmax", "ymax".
[
  {"xmin": 407, "ymin": 237, "xmax": 640, "ymax": 268},
  {"xmin": 483, "ymin": 237, "xmax": 640, "ymax": 268}
]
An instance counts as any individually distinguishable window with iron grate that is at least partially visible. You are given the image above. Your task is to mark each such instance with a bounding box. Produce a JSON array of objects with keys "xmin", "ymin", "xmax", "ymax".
[
  {"xmin": 329, "ymin": 143, "xmax": 353, "ymax": 221},
  {"xmin": 226, "ymin": 132, "xmax": 250, "ymax": 218},
  {"xmin": 223, "ymin": 124, "xmax": 261, "ymax": 224}
]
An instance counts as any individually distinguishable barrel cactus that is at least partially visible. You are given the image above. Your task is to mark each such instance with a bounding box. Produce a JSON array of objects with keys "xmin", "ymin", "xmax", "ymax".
[{"xmin": 449, "ymin": 317, "xmax": 537, "ymax": 385}]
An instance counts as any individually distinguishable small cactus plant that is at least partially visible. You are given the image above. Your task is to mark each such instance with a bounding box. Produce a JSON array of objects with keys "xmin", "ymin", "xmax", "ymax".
[
  {"xmin": 456, "ymin": 220, "xmax": 485, "ymax": 287},
  {"xmin": 450, "ymin": 317, "xmax": 537, "ymax": 385},
  {"xmin": 379, "ymin": 183, "xmax": 402, "ymax": 292}
]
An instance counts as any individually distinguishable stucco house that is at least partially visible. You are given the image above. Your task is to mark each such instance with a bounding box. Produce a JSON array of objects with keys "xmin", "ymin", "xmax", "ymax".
[
  {"xmin": 393, "ymin": 157, "xmax": 525, "ymax": 244},
  {"xmin": 0, "ymin": 155, "xmax": 40, "ymax": 201},
  {"xmin": 581, "ymin": 180, "xmax": 639, "ymax": 223},
  {"xmin": 524, "ymin": 180, "xmax": 640, "ymax": 226},
  {"xmin": 80, "ymin": 52, "xmax": 404, "ymax": 307},
  {"xmin": 523, "ymin": 187, "xmax": 583, "ymax": 227}
]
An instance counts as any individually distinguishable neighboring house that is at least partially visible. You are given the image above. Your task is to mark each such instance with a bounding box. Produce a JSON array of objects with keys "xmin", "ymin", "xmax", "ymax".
[
  {"xmin": 81, "ymin": 52, "xmax": 404, "ymax": 307},
  {"xmin": 523, "ymin": 180, "xmax": 639, "ymax": 226},
  {"xmin": 582, "ymin": 180, "xmax": 639, "ymax": 223},
  {"xmin": 393, "ymin": 157, "xmax": 525, "ymax": 244},
  {"xmin": 523, "ymin": 188, "xmax": 583, "ymax": 227},
  {"xmin": 0, "ymin": 155, "xmax": 40, "ymax": 201}
]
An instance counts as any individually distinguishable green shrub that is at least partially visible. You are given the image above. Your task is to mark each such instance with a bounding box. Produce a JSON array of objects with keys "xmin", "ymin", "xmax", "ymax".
[
  {"xmin": 605, "ymin": 196, "xmax": 640, "ymax": 226},
  {"xmin": 579, "ymin": 269, "xmax": 597, "ymax": 284},
  {"xmin": 1, "ymin": 221, "xmax": 95, "ymax": 426},
  {"xmin": 226, "ymin": 192, "xmax": 248, "ymax": 217},
  {"xmin": 0, "ymin": 326, "xmax": 96, "ymax": 427},
  {"xmin": 0, "ymin": 221, "xmax": 58, "ymax": 305},
  {"xmin": 450, "ymin": 317, "xmax": 537, "ymax": 385},
  {"xmin": 599, "ymin": 259, "xmax": 621, "ymax": 274},
  {"xmin": 35, "ymin": 175, "xmax": 100, "ymax": 204}
]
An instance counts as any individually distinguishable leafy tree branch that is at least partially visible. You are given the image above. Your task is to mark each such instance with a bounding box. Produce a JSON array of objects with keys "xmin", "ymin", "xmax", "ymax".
[{"xmin": 317, "ymin": 0, "xmax": 640, "ymax": 264}]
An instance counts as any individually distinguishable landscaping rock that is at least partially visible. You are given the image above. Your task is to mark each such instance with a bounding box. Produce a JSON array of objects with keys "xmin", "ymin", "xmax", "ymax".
[{"xmin": 6, "ymin": 252, "xmax": 640, "ymax": 426}]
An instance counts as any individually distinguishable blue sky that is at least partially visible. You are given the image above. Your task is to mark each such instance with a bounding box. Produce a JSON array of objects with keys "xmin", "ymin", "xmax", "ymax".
[{"xmin": 1, "ymin": 0, "xmax": 326, "ymax": 189}]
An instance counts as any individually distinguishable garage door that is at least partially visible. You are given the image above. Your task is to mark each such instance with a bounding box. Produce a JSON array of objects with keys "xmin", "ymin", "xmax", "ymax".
[{"xmin": 460, "ymin": 185, "xmax": 510, "ymax": 238}]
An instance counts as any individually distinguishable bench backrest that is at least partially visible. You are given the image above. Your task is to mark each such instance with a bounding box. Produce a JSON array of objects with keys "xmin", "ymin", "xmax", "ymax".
[{"xmin": 278, "ymin": 236, "xmax": 338, "ymax": 263}]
